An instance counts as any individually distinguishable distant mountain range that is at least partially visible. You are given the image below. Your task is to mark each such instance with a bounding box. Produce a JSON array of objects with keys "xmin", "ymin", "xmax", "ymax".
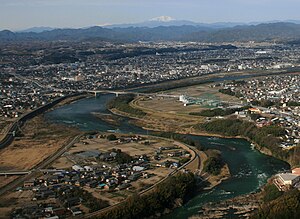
[
  {"xmin": 103, "ymin": 16, "xmax": 245, "ymax": 29},
  {"xmin": 2, "ymin": 18, "xmax": 300, "ymax": 43},
  {"xmin": 18, "ymin": 26, "xmax": 56, "ymax": 33}
]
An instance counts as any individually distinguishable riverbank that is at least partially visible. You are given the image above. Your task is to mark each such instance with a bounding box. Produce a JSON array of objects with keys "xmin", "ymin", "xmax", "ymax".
[
  {"xmin": 109, "ymin": 106, "xmax": 287, "ymax": 167},
  {"xmin": 43, "ymin": 93, "xmax": 289, "ymax": 219},
  {"xmin": 190, "ymin": 192, "xmax": 262, "ymax": 219},
  {"xmin": 106, "ymin": 96, "xmax": 292, "ymax": 219}
]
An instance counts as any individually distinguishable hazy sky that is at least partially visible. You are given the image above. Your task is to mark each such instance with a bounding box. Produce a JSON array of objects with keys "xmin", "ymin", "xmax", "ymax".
[{"xmin": 0, "ymin": 0, "xmax": 299, "ymax": 30}]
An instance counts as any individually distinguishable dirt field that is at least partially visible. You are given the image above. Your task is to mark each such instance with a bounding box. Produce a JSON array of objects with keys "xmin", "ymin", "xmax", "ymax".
[
  {"xmin": 0, "ymin": 176, "xmax": 19, "ymax": 189},
  {"xmin": 0, "ymin": 116, "xmax": 80, "ymax": 172},
  {"xmin": 52, "ymin": 134, "xmax": 182, "ymax": 170}
]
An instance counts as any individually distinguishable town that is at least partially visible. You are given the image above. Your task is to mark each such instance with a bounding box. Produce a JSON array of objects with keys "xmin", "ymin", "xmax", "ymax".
[
  {"xmin": 6, "ymin": 133, "xmax": 192, "ymax": 218},
  {"xmin": 218, "ymin": 74, "xmax": 300, "ymax": 149},
  {"xmin": 1, "ymin": 41, "xmax": 300, "ymax": 121}
]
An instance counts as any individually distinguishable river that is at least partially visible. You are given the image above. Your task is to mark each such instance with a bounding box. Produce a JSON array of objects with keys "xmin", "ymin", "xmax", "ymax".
[{"xmin": 45, "ymin": 94, "xmax": 289, "ymax": 218}]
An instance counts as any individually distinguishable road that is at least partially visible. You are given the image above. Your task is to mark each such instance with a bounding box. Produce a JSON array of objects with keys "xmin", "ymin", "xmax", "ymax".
[
  {"xmin": 81, "ymin": 137, "xmax": 199, "ymax": 219},
  {"xmin": 0, "ymin": 134, "xmax": 82, "ymax": 197}
]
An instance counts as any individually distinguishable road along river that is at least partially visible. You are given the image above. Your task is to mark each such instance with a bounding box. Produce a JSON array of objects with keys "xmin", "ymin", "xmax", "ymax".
[{"xmin": 45, "ymin": 93, "xmax": 289, "ymax": 218}]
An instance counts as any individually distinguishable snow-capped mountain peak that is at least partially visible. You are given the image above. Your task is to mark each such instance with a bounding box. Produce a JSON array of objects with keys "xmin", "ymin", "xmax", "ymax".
[{"xmin": 149, "ymin": 16, "xmax": 175, "ymax": 22}]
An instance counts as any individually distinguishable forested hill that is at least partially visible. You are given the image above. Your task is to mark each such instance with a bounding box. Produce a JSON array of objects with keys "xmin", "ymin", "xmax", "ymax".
[{"xmin": 1, "ymin": 22, "xmax": 300, "ymax": 43}]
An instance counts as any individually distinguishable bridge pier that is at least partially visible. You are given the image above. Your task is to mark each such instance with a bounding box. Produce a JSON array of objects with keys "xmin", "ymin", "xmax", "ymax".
[{"xmin": 115, "ymin": 93, "xmax": 119, "ymax": 97}]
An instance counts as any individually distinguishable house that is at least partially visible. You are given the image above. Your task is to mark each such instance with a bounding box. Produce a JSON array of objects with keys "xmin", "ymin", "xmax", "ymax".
[
  {"xmin": 128, "ymin": 173, "xmax": 141, "ymax": 181},
  {"xmin": 116, "ymin": 183, "xmax": 131, "ymax": 190},
  {"xmin": 277, "ymin": 173, "xmax": 300, "ymax": 186},
  {"xmin": 75, "ymin": 179, "xmax": 87, "ymax": 187},
  {"xmin": 70, "ymin": 207, "xmax": 83, "ymax": 216},
  {"xmin": 84, "ymin": 166, "xmax": 93, "ymax": 172},
  {"xmin": 52, "ymin": 207, "xmax": 66, "ymax": 217},
  {"xmin": 64, "ymin": 197, "xmax": 81, "ymax": 208},
  {"xmin": 249, "ymin": 108, "xmax": 261, "ymax": 114},
  {"xmin": 42, "ymin": 216, "xmax": 59, "ymax": 219},
  {"xmin": 171, "ymin": 162, "xmax": 180, "ymax": 168},
  {"xmin": 72, "ymin": 165, "xmax": 84, "ymax": 172},
  {"xmin": 86, "ymin": 180, "xmax": 98, "ymax": 188},
  {"xmin": 132, "ymin": 166, "xmax": 145, "ymax": 172},
  {"xmin": 98, "ymin": 183, "xmax": 106, "ymax": 189},
  {"xmin": 292, "ymin": 168, "xmax": 300, "ymax": 176},
  {"xmin": 24, "ymin": 180, "xmax": 35, "ymax": 188}
]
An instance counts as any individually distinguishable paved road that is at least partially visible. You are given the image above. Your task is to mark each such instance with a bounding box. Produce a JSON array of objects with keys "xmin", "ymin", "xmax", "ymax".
[
  {"xmin": 82, "ymin": 137, "xmax": 199, "ymax": 219},
  {"xmin": 0, "ymin": 134, "xmax": 82, "ymax": 197}
]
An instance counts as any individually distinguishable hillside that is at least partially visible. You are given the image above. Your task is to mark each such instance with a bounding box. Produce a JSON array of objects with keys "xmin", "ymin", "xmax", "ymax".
[{"xmin": 1, "ymin": 22, "xmax": 300, "ymax": 43}]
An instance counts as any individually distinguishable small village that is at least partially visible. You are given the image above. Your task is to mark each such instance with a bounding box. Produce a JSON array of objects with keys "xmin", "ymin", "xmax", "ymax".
[{"xmin": 9, "ymin": 133, "xmax": 191, "ymax": 218}]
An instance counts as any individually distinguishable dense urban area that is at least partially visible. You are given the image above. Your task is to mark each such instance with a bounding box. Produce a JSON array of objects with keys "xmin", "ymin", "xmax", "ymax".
[
  {"xmin": 1, "ymin": 40, "xmax": 300, "ymax": 219},
  {"xmin": 1, "ymin": 41, "xmax": 300, "ymax": 119},
  {"xmin": 217, "ymin": 74, "xmax": 300, "ymax": 149}
]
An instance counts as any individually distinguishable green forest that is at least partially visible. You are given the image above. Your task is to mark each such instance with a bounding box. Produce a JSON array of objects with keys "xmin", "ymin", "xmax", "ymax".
[
  {"xmin": 196, "ymin": 118, "xmax": 294, "ymax": 163},
  {"xmin": 96, "ymin": 172, "xmax": 196, "ymax": 219},
  {"xmin": 252, "ymin": 189, "xmax": 300, "ymax": 219}
]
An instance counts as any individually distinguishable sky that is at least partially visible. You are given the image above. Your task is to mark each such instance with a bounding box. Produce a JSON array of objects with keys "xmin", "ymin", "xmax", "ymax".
[{"xmin": 0, "ymin": 0, "xmax": 299, "ymax": 31}]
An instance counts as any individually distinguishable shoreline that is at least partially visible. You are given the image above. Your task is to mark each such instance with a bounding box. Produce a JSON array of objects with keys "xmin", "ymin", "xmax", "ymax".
[
  {"xmin": 41, "ymin": 96, "xmax": 285, "ymax": 219},
  {"xmin": 109, "ymin": 107, "xmax": 287, "ymax": 166}
]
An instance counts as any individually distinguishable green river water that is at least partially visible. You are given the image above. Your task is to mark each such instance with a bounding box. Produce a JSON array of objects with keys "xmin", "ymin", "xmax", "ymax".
[{"xmin": 45, "ymin": 94, "xmax": 289, "ymax": 218}]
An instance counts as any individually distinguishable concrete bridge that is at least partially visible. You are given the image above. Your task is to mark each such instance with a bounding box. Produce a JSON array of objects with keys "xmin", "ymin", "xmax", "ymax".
[
  {"xmin": 0, "ymin": 171, "xmax": 30, "ymax": 176},
  {"xmin": 0, "ymin": 169, "xmax": 65, "ymax": 176},
  {"xmin": 64, "ymin": 88, "xmax": 180, "ymax": 98}
]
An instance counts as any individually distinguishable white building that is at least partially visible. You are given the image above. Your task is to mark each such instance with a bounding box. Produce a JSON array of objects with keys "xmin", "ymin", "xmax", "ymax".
[
  {"xmin": 277, "ymin": 173, "xmax": 300, "ymax": 186},
  {"xmin": 72, "ymin": 165, "xmax": 84, "ymax": 172}
]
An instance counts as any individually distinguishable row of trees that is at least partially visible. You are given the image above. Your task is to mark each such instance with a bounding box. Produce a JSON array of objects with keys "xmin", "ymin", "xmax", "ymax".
[
  {"xmin": 107, "ymin": 94, "xmax": 146, "ymax": 117},
  {"xmin": 190, "ymin": 106, "xmax": 249, "ymax": 117},
  {"xmin": 96, "ymin": 172, "xmax": 196, "ymax": 219},
  {"xmin": 154, "ymin": 131, "xmax": 206, "ymax": 150}
]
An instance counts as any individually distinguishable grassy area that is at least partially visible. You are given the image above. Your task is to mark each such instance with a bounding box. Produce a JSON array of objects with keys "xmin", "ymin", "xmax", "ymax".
[
  {"xmin": 107, "ymin": 94, "xmax": 146, "ymax": 117},
  {"xmin": 0, "ymin": 115, "xmax": 81, "ymax": 172}
]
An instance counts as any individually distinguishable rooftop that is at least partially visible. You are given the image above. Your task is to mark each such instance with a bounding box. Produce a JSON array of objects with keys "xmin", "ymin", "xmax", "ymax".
[{"xmin": 277, "ymin": 173, "xmax": 299, "ymax": 181}]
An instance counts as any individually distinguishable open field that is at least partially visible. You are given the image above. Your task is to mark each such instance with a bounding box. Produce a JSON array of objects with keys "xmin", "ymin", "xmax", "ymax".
[
  {"xmin": 112, "ymin": 82, "xmax": 245, "ymax": 136},
  {"xmin": 0, "ymin": 115, "xmax": 81, "ymax": 192},
  {"xmin": 138, "ymin": 83, "xmax": 241, "ymax": 115}
]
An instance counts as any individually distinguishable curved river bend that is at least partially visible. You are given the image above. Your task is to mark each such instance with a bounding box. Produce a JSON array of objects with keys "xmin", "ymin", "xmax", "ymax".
[{"xmin": 45, "ymin": 94, "xmax": 289, "ymax": 218}]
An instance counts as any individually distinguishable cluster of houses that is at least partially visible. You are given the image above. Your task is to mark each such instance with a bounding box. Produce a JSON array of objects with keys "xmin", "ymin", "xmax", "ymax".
[
  {"xmin": 218, "ymin": 75, "xmax": 300, "ymax": 149},
  {"xmin": 10, "ymin": 132, "xmax": 192, "ymax": 218},
  {"xmin": 11, "ymin": 203, "xmax": 76, "ymax": 219},
  {"xmin": 13, "ymin": 143, "xmax": 190, "ymax": 218}
]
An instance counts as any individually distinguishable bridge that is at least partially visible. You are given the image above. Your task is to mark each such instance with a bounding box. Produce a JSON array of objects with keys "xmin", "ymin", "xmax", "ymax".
[
  {"xmin": 52, "ymin": 87, "xmax": 180, "ymax": 98},
  {"xmin": 0, "ymin": 169, "xmax": 66, "ymax": 176},
  {"xmin": 0, "ymin": 171, "xmax": 30, "ymax": 176},
  {"xmin": 86, "ymin": 90, "xmax": 179, "ymax": 98}
]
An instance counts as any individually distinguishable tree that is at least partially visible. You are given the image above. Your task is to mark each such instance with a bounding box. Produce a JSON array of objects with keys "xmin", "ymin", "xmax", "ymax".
[{"xmin": 107, "ymin": 134, "xmax": 117, "ymax": 141}]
